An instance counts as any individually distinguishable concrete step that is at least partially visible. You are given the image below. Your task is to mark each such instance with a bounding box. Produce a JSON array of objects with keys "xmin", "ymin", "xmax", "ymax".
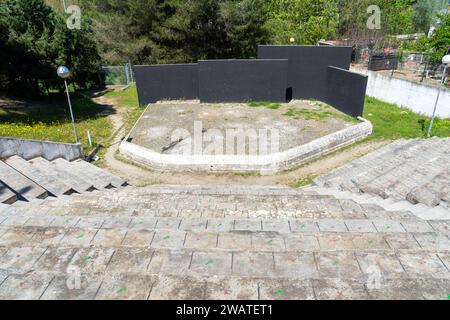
[
  {"xmin": 29, "ymin": 157, "xmax": 95, "ymax": 193},
  {"xmin": 305, "ymin": 185, "xmax": 450, "ymax": 221},
  {"xmin": 413, "ymin": 205, "xmax": 450, "ymax": 221},
  {"xmin": 314, "ymin": 139, "xmax": 420, "ymax": 187},
  {"xmin": 4, "ymin": 156, "xmax": 76, "ymax": 197},
  {"xmin": 0, "ymin": 160, "xmax": 48, "ymax": 201},
  {"xmin": 0, "ymin": 269, "xmax": 448, "ymax": 300},
  {"xmin": 312, "ymin": 138, "xmax": 450, "ymax": 213},
  {"xmin": 72, "ymin": 159, "xmax": 127, "ymax": 188},
  {"xmin": 52, "ymin": 158, "xmax": 113, "ymax": 190},
  {"xmin": 0, "ymin": 213, "xmax": 434, "ymax": 234},
  {"xmin": 0, "ymin": 182, "xmax": 17, "ymax": 204},
  {"xmin": 313, "ymin": 139, "xmax": 410, "ymax": 186}
]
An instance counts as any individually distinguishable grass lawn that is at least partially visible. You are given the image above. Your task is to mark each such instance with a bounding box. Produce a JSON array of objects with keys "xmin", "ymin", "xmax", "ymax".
[
  {"xmin": 283, "ymin": 103, "xmax": 357, "ymax": 123},
  {"xmin": 0, "ymin": 92, "xmax": 112, "ymax": 154},
  {"xmin": 248, "ymin": 101, "xmax": 282, "ymax": 109},
  {"xmin": 364, "ymin": 96, "xmax": 450, "ymax": 139},
  {"xmin": 1, "ymin": 87, "xmax": 448, "ymax": 161}
]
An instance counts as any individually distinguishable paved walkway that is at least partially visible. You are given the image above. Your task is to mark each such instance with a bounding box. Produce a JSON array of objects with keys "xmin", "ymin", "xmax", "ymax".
[{"xmin": 0, "ymin": 185, "xmax": 449, "ymax": 300}]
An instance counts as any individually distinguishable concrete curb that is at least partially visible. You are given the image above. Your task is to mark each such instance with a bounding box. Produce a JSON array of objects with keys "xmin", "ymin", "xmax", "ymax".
[
  {"xmin": 0, "ymin": 137, "xmax": 83, "ymax": 161},
  {"xmin": 119, "ymin": 119, "xmax": 373, "ymax": 173}
]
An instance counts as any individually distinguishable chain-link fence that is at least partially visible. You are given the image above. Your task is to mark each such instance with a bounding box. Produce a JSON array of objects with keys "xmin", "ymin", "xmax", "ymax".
[{"xmin": 99, "ymin": 63, "xmax": 134, "ymax": 86}]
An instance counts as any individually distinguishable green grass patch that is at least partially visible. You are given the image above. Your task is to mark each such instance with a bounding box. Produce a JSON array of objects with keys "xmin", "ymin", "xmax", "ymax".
[
  {"xmin": 0, "ymin": 93, "xmax": 112, "ymax": 154},
  {"xmin": 283, "ymin": 103, "xmax": 356, "ymax": 123},
  {"xmin": 248, "ymin": 101, "xmax": 282, "ymax": 110},
  {"xmin": 363, "ymin": 96, "xmax": 450, "ymax": 139},
  {"xmin": 288, "ymin": 175, "xmax": 318, "ymax": 188},
  {"xmin": 283, "ymin": 107, "xmax": 334, "ymax": 120},
  {"xmin": 104, "ymin": 85, "xmax": 139, "ymax": 109}
]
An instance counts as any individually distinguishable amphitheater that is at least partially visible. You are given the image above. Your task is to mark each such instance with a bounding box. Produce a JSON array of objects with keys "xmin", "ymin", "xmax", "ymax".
[
  {"xmin": 0, "ymin": 45, "xmax": 449, "ymax": 300},
  {"xmin": 0, "ymin": 136, "xmax": 449, "ymax": 300}
]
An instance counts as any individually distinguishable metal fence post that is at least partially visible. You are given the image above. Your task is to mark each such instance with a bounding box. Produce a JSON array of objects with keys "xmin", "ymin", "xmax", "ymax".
[{"xmin": 125, "ymin": 64, "xmax": 130, "ymax": 85}]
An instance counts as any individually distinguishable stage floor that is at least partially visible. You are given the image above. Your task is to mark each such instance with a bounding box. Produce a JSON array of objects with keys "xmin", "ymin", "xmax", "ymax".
[{"xmin": 128, "ymin": 100, "xmax": 356, "ymax": 156}]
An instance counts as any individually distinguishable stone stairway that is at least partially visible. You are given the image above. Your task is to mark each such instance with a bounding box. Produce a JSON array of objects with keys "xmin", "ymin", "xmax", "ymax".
[
  {"xmin": 311, "ymin": 138, "xmax": 450, "ymax": 219},
  {"xmin": 0, "ymin": 185, "xmax": 448, "ymax": 300},
  {"xmin": 0, "ymin": 156, "xmax": 127, "ymax": 205}
]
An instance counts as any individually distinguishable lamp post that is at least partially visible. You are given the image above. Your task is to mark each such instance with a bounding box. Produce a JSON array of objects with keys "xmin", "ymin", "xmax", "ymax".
[
  {"xmin": 57, "ymin": 66, "xmax": 79, "ymax": 144},
  {"xmin": 427, "ymin": 55, "xmax": 450, "ymax": 137},
  {"xmin": 289, "ymin": 37, "xmax": 295, "ymax": 45}
]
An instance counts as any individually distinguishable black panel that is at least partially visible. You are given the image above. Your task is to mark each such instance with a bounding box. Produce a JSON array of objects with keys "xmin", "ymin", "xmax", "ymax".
[
  {"xmin": 198, "ymin": 59, "xmax": 289, "ymax": 103},
  {"xmin": 258, "ymin": 45, "xmax": 352, "ymax": 101},
  {"xmin": 325, "ymin": 66, "xmax": 368, "ymax": 118},
  {"xmin": 368, "ymin": 54, "xmax": 398, "ymax": 71},
  {"xmin": 133, "ymin": 64, "xmax": 198, "ymax": 105}
]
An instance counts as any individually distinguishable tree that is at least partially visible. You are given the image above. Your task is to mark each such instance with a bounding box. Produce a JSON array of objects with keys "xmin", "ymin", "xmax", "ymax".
[
  {"xmin": 0, "ymin": 0, "xmax": 101, "ymax": 96},
  {"xmin": 428, "ymin": 13, "xmax": 450, "ymax": 62},
  {"xmin": 82, "ymin": 0, "xmax": 270, "ymax": 64},
  {"xmin": 159, "ymin": 0, "xmax": 269, "ymax": 62},
  {"xmin": 335, "ymin": 0, "xmax": 415, "ymax": 49},
  {"xmin": 79, "ymin": 0, "xmax": 167, "ymax": 64},
  {"xmin": 265, "ymin": 0, "xmax": 339, "ymax": 44},
  {"xmin": 412, "ymin": 0, "xmax": 448, "ymax": 35}
]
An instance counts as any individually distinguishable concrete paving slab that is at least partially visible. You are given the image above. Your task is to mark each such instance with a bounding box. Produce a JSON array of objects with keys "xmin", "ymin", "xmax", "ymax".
[
  {"xmin": 0, "ymin": 226, "xmax": 38, "ymax": 246},
  {"xmin": 232, "ymin": 252, "xmax": 275, "ymax": 278},
  {"xmin": 217, "ymin": 233, "xmax": 251, "ymax": 251},
  {"xmin": 398, "ymin": 253, "xmax": 448, "ymax": 274},
  {"xmin": 30, "ymin": 227, "xmax": 67, "ymax": 247},
  {"xmin": 95, "ymin": 275, "xmax": 154, "ymax": 300},
  {"xmin": 312, "ymin": 278, "xmax": 369, "ymax": 300},
  {"xmin": 316, "ymin": 252, "xmax": 362, "ymax": 279},
  {"xmin": 107, "ymin": 248, "xmax": 154, "ymax": 274},
  {"xmin": 151, "ymin": 230, "xmax": 186, "ymax": 249},
  {"xmin": 356, "ymin": 252, "xmax": 405, "ymax": 275},
  {"xmin": 273, "ymin": 253, "xmax": 318, "ymax": 279},
  {"xmin": 184, "ymin": 232, "xmax": 218, "ymax": 250},
  {"xmin": 259, "ymin": 279, "xmax": 315, "ymax": 300},
  {"xmin": 384, "ymin": 234, "xmax": 422, "ymax": 250},
  {"xmin": 129, "ymin": 217, "xmax": 157, "ymax": 229},
  {"xmin": 318, "ymin": 234, "xmax": 354, "ymax": 251},
  {"xmin": 41, "ymin": 273, "xmax": 103, "ymax": 300},
  {"xmin": 149, "ymin": 275, "xmax": 206, "ymax": 300},
  {"xmin": 190, "ymin": 251, "xmax": 232, "ymax": 276},
  {"xmin": 59, "ymin": 228, "xmax": 98, "ymax": 247},
  {"xmin": 68, "ymin": 248, "xmax": 115, "ymax": 273},
  {"xmin": 345, "ymin": 220, "xmax": 377, "ymax": 233},
  {"xmin": 91, "ymin": 229, "xmax": 127, "ymax": 247},
  {"xmin": 289, "ymin": 220, "xmax": 319, "ymax": 233},
  {"xmin": 204, "ymin": 277, "xmax": 258, "ymax": 300},
  {"xmin": 34, "ymin": 247, "xmax": 77, "ymax": 273},
  {"xmin": 0, "ymin": 272, "xmax": 53, "ymax": 300},
  {"xmin": 121, "ymin": 229, "xmax": 154, "ymax": 247},
  {"xmin": 206, "ymin": 219, "xmax": 235, "ymax": 232},
  {"xmin": 147, "ymin": 250, "xmax": 192, "ymax": 275},
  {"xmin": 284, "ymin": 234, "xmax": 319, "ymax": 252}
]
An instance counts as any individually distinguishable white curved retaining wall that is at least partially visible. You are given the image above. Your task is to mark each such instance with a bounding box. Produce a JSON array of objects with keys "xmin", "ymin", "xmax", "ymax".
[
  {"xmin": 352, "ymin": 67, "xmax": 450, "ymax": 118},
  {"xmin": 119, "ymin": 119, "xmax": 373, "ymax": 173},
  {"xmin": 0, "ymin": 137, "xmax": 83, "ymax": 161}
]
